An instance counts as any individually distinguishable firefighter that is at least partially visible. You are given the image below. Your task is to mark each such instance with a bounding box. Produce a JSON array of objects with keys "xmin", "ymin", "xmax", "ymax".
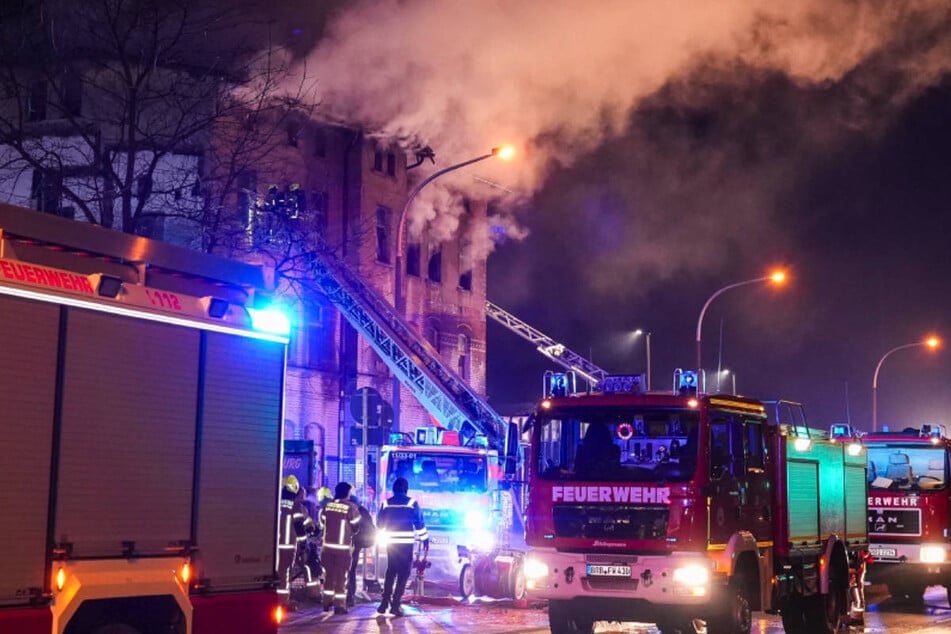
[
  {"xmin": 346, "ymin": 495, "xmax": 377, "ymax": 608},
  {"xmin": 277, "ymin": 475, "xmax": 319, "ymax": 604},
  {"xmin": 317, "ymin": 486, "xmax": 333, "ymax": 510},
  {"xmin": 318, "ymin": 481, "xmax": 362, "ymax": 614},
  {"xmin": 376, "ymin": 476, "xmax": 429, "ymax": 618}
]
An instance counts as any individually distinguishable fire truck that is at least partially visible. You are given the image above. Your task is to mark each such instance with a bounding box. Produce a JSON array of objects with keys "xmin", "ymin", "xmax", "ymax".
[
  {"xmin": 861, "ymin": 424, "xmax": 951, "ymax": 603},
  {"xmin": 0, "ymin": 204, "xmax": 290, "ymax": 634},
  {"xmin": 375, "ymin": 426, "xmax": 526, "ymax": 600},
  {"xmin": 521, "ymin": 371, "xmax": 869, "ymax": 634},
  {"xmin": 303, "ymin": 235, "xmax": 524, "ymax": 600}
]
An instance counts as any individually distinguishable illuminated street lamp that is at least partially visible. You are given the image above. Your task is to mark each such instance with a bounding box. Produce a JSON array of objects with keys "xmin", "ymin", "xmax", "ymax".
[
  {"xmin": 719, "ymin": 369, "xmax": 736, "ymax": 394},
  {"xmin": 872, "ymin": 336, "xmax": 940, "ymax": 433},
  {"xmin": 631, "ymin": 329, "xmax": 653, "ymax": 390},
  {"xmin": 695, "ymin": 270, "xmax": 786, "ymax": 391},
  {"xmin": 392, "ymin": 145, "xmax": 515, "ymax": 429}
]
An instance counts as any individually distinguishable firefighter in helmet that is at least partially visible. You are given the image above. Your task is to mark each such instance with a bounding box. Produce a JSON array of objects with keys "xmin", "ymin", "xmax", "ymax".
[
  {"xmin": 376, "ymin": 476, "xmax": 429, "ymax": 618},
  {"xmin": 318, "ymin": 481, "xmax": 362, "ymax": 614},
  {"xmin": 277, "ymin": 475, "xmax": 319, "ymax": 604}
]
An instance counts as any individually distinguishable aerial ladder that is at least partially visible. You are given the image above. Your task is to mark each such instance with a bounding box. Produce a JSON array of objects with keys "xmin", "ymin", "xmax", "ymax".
[
  {"xmin": 485, "ymin": 300, "xmax": 608, "ymax": 389},
  {"xmin": 304, "ymin": 240, "xmax": 507, "ymax": 451}
]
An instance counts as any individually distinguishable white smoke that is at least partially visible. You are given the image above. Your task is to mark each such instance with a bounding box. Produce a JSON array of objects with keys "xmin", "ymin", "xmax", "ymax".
[{"xmin": 302, "ymin": 0, "xmax": 951, "ymax": 261}]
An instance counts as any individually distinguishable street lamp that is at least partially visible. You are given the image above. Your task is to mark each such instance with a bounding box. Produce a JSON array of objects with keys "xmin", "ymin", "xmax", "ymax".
[
  {"xmin": 719, "ymin": 369, "xmax": 736, "ymax": 394},
  {"xmin": 392, "ymin": 145, "xmax": 515, "ymax": 430},
  {"xmin": 631, "ymin": 329, "xmax": 653, "ymax": 390},
  {"xmin": 872, "ymin": 336, "xmax": 940, "ymax": 433},
  {"xmin": 695, "ymin": 270, "xmax": 785, "ymax": 391}
]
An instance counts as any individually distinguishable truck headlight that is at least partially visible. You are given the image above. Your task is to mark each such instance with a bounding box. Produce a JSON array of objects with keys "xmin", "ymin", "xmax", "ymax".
[
  {"xmin": 921, "ymin": 546, "xmax": 947, "ymax": 563},
  {"xmin": 672, "ymin": 563, "xmax": 710, "ymax": 595},
  {"xmin": 523, "ymin": 558, "xmax": 549, "ymax": 580},
  {"xmin": 376, "ymin": 529, "xmax": 391, "ymax": 548}
]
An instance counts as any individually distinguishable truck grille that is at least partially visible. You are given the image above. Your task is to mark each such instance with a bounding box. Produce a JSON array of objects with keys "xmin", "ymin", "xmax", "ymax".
[{"xmin": 552, "ymin": 504, "xmax": 669, "ymax": 540}]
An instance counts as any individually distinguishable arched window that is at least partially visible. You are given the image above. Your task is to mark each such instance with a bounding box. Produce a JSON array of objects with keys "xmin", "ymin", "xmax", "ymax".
[{"xmin": 457, "ymin": 333, "xmax": 471, "ymax": 380}]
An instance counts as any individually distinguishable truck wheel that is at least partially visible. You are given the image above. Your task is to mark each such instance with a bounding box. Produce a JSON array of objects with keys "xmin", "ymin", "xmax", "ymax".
[
  {"xmin": 946, "ymin": 585, "xmax": 951, "ymax": 608},
  {"xmin": 707, "ymin": 579, "xmax": 751, "ymax": 634},
  {"xmin": 459, "ymin": 563, "xmax": 475, "ymax": 599},
  {"xmin": 509, "ymin": 563, "xmax": 527, "ymax": 602},
  {"xmin": 804, "ymin": 585, "xmax": 846, "ymax": 634},
  {"xmin": 548, "ymin": 599, "xmax": 594, "ymax": 634},
  {"xmin": 779, "ymin": 595, "xmax": 808, "ymax": 634}
]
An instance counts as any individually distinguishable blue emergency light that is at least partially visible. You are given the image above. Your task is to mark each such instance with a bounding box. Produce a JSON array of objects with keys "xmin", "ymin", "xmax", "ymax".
[
  {"xmin": 829, "ymin": 423, "xmax": 853, "ymax": 440},
  {"xmin": 246, "ymin": 306, "xmax": 291, "ymax": 336}
]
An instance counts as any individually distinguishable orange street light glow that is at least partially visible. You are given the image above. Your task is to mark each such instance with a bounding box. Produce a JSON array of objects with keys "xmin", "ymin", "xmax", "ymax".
[
  {"xmin": 493, "ymin": 145, "xmax": 515, "ymax": 160},
  {"xmin": 926, "ymin": 336, "xmax": 940, "ymax": 349},
  {"xmin": 770, "ymin": 270, "xmax": 786, "ymax": 284}
]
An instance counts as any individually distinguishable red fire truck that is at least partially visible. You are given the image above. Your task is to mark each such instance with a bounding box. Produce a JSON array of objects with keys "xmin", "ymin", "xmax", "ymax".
[
  {"xmin": 0, "ymin": 204, "xmax": 291, "ymax": 634},
  {"xmin": 862, "ymin": 424, "xmax": 951, "ymax": 603},
  {"xmin": 375, "ymin": 426, "xmax": 526, "ymax": 600},
  {"xmin": 521, "ymin": 371, "xmax": 868, "ymax": 634}
]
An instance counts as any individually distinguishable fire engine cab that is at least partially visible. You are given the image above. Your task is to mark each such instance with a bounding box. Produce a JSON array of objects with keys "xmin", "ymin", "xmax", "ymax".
[
  {"xmin": 862, "ymin": 424, "xmax": 951, "ymax": 603},
  {"xmin": 522, "ymin": 371, "xmax": 868, "ymax": 634},
  {"xmin": 375, "ymin": 426, "xmax": 526, "ymax": 601}
]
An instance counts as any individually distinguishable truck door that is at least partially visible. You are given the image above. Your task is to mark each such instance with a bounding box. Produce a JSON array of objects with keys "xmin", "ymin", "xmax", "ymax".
[
  {"xmin": 739, "ymin": 418, "xmax": 772, "ymax": 541},
  {"xmin": 708, "ymin": 414, "xmax": 743, "ymax": 545}
]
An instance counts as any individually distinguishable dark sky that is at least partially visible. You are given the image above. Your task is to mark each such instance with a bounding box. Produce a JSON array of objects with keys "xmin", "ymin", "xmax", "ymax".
[{"xmin": 293, "ymin": 1, "xmax": 951, "ymax": 432}]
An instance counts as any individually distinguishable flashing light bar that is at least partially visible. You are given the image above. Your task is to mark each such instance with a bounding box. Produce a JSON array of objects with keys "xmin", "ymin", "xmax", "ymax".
[
  {"xmin": 246, "ymin": 306, "xmax": 291, "ymax": 336},
  {"xmin": 830, "ymin": 423, "xmax": 853, "ymax": 439},
  {"xmin": 602, "ymin": 374, "xmax": 645, "ymax": 394},
  {"xmin": 921, "ymin": 424, "xmax": 947, "ymax": 439}
]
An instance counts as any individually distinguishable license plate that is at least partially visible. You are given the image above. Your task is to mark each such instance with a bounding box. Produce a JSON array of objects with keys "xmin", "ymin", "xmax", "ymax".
[
  {"xmin": 429, "ymin": 535, "xmax": 450, "ymax": 545},
  {"xmin": 586, "ymin": 564, "xmax": 632, "ymax": 577},
  {"xmin": 869, "ymin": 548, "xmax": 897, "ymax": 558}
]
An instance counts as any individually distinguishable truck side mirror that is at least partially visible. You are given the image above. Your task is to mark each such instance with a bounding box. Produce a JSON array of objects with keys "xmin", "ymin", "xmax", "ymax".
[{"xmin": 504, "ymin": 421, "xmax": 520, "ymax": 477}]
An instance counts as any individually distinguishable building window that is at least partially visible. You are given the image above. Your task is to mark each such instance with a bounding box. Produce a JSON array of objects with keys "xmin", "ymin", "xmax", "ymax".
[
  {"xmin": 30, "ymin": 169, "xmax": 64, "ymax": 216},
  {"xmin": 406, "ymin": 240, "xmax": 421, "ymax": 277},
  {"xmin": 376, "ymin": 205, "xmax": 391, "ymax": 263},
  {"xmin": 237, "ymin": 170, "xmax": 256, "ymax": 226},
  {"xmin": 136, "ymin": 174, "xmax": 153, "ymax": 200},
  {"xmin": 386, "ymin": 153, "xmax": 396, "ymax": 176},
  {"xmin": 373, "ymin": 151, "xmax": 384, "ymax": 172},
  {"xmin": 457, "ymin": 333, "xmax": 470, "ymax": 381},
  {"xmin": 286, "ymin": 120, "xmax": 301, "ymax": 147},
  {"xmin": 311, "ymin": 190, "xmax": 328, "ymax": 234},
  {"xmin": 28, "ymin": 79, "xmax": 47, "ymax": 121},
  {"xmin": 426, "ymin": 326, "xmax": 440, "ymax": 353},
  {"xmin": 62, "ymin": 67, "xmax": 82, "ymax": 116},
  {"xmin": 312, "ymin": 129, "xmax": 327, "ymax": 157},
  {"xmin": 427, "ymin": 241, "xmax": 442, "ymax": 283},
  {"xmin": 458, "ymin": 238, "xmax": 473, "ymax": 291}
]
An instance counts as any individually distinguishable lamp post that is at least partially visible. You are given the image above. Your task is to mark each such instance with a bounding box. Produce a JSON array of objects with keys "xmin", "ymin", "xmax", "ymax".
[
  {"xmin": 392, "ymin": 145, "xmax": 514, "ymax": 430},
  {"xmin": 695, "ymin": 270, "xmax": 785, "ymax": 391},
  {"xmin": 632, "ymin": 329, "xmax": 653, "ymax": 390},
  {"xmin": 872, "ymin": 336, "xmax": 940, "ymax": 433}
]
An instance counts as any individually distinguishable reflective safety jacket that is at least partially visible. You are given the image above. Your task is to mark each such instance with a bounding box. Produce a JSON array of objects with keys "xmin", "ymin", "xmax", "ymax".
[
  {"xmin": 279, "ymin": 491, "xmax": 317, "ymax": 548},
  {"xmin": 319, "ymin": 498, "xmax": 362, "ymax": 552},
  {"xmin": 376, "ymin": 494, "xmax": 429, "ymax": 546}
]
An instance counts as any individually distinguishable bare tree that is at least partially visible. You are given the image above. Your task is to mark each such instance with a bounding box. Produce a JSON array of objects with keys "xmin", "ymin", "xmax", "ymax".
[{"xmin": 0, "ymin": 0, "xmax": 317, "ymax": 252}]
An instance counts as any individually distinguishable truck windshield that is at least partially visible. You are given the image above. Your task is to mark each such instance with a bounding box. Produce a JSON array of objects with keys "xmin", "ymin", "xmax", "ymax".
[
  {"xmin": 535, "ymin": 408, "xmax": 700, "ymax": 483},
  {"xmin": 386, "ymin": 451, "xmax": 488, "ymax": 493},
  {"xmin": 867, "ymin": 445, "xmax": 948, "ymax": 491}
]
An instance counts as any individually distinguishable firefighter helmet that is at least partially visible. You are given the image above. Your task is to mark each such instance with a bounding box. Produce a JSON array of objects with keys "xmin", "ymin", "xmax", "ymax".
[
  {"xmin": 283, "ymin": 475, "xmax": 300, "ymax": 494},
  {"xmin": 317, "ymin": 486, "xmax": 333, "ymax": 502}
]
